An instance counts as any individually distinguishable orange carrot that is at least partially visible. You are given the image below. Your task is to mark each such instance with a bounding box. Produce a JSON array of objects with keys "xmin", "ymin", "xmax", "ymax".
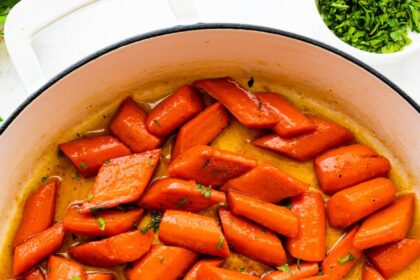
[
  {"xmin": 314, "ymin": 144, "xmax": 391, "ymax": 194},
  {"xmin": 286, "ymin": 192, "xmax": 326, "ymax": 262},
  {"xmin": 227, "ymin": 192, "xmax": 298, "ymax": 237},
  {"xmin": 193, "ymin": 77, "xmax": 276, "ymax": 128},
  {"xmin": 159, "ymin": 210, "xmax": 230, "ymax": 257},
  {"xmin": 47, "ymin": 256, "xmax": 87, "ymax": 280},
  {"xmin": 262, "ymin": 263, "xmax": 320, "ymax": 280},
  {"xmin": 353, "ymin": 194, "xmax": 415, "ymax": 250},
  {"xmin": 23, "ymin": 268, "xmax": 45, "ymax": 280},
  {"xmin": 302, "ymin": 276, "xmax": 329, "ymax": 280},
  {"xmin": 184, "ymin": 258, "xmax": 225, "ymax": 280},
  {"xmin": 172, "ymin": 102, "xmax": 230, "ymax": 159},
  {"xmin": 59, "ymin": 135, "xmax": 131, "ymax": 177},
  {"xmin": 167, "ymin": 145, "xmax": 257, "ymax": 186},
  {"xmin": 218, "ymin": 208, "xmax": 286, "ymax": 266},
  {"xmin": 221, "ymin": 163, "xmax": 308, "ymax": 203},
  {"xmin": 138, "ymin": 178, "xmax": 225, "ymax": 212},
  {"xmin": 13, "ymin": 180, "xmax": 59, "ymax": 248},
  {"xmin": 110, "ymin": 97, "xmax": 162, "ymax": 152},
  {"xmin": 252, "ymin": 118, "xmax": 354, "ymax": 161},
  {"xmin": 196, "ymin": 265, "xmax": 259, "ymax": 280},
  {"xmin": 126, "ymin": 245, "xmax": 198, "ymax": 280},
  {"xmin": 79, "ymin": 150, "xmax": 160, "ymax": 213},
  {"xmin": 13, "ymin": 223, "xmax": 65, "ymax": 276},
  {"xmin": 362, "ymin": 264, "xmax": 385, "ymax": 280},
  {"xmin": 87, "ymin": 274, "xmax": 115, "ymax": 280}
]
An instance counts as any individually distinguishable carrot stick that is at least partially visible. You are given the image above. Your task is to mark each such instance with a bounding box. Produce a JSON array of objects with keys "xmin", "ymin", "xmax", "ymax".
[
  {"xmin": 138, "ymin": 178, "xmax": 225, "ymax": 212},
  {"xmin": 13, "ymin": 180, "xmax": 59, "ymax": 248},
  {"xmin": 193, "ymin": 77, "xmax": 276, "ymax": 128},
  {"xmin": 23, "ymin": 268, "xmax": 45, "ymax": 280},
  {"xmin": 167, "ymin": 145, "xmax": 257, "ymax": 186},
  {"xmin": 353, "ymin": 194, "xmax": 415, "ymax": 250},
  {"xmin": 196, "ymin": 265, "xmax": 259, "ymax": 280},
  {"xmin": 252, "ymin": 118, "xmax": 354, "ymax": 161},
  {"xmin": 87, "ymin": 274, "xmax": 115, "ymax": 280},
  {"xmin": 314, "ymin": 144, "xmax": 391, "ymax": 195},
  {"xmin": 221, "ymin": 163, "xmax": 308, "ymax": 203},
  {"xmin": 59, "ymin": 135, "xmax": 131, "ymax": 177},
  {"xmin": 47, "ymin": 256, "xmax": 87, "ymax": 280},
  {"xmin": 262, "ymin": 262, "xmax": 320, "ymax": 280},
  {"xmin": 218, "ymin": 208, "xmax": 287, "ymax": 266},
  {"xmin": 227, "ymin": 192, "xmax": 298, "ymax": 237},
  {"xmin": 184, "ymin": 258, "xmax": 225, "ymax": 280},
  {"xmin": 302, "ymin": 276, "xmax": 329, "ymax": 280},
  {"xmin": 362, "ymin": 264, "xmax": 385, "ymax": 280},
  {"xmin": 327, "ymin": 178, "xmax": 396, "ymax": 228},
  {"xmin": 172, "ymin": 102, "xmax": 230, "ymax": 159},
  {"xmin": 158, "ymin": 210, "xmax": 230, "ymax": 257}
]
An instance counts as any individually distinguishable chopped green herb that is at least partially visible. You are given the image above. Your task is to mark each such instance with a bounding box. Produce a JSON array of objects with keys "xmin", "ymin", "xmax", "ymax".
[
  {"xmin": 239, "ymin": 267, "xmax": 245, "ymax": 272},
  {"xmin": 216, "ymin": 235, "xmax": 224, "ymax": 250},
  {"xmin": 195, "ymin": 184, "xmax": 205, "ymax": 190},
  {"xmin": 79, "ymin": 162, "xmax": 88, "ymax": 170},
  {"xmin": 177, "ymin": 197, "xmax": 189, "ymax": 208},
  {"xmin": 338, "ymin": 253, "xmax": 355, "ymax": 264},
  {"xmin": 104, "ymin": 159, "xmax": 110, "ymax": 164},
  {"xmin": 41, "ymin": 176, "xmax": 48, "ymax": 183},
  {"xmin": 153, "ymin": 119, "xmax": 161, "ymax": 127},
  {"xmin": 0, "ymin": 116, "xmax": 3, "ymax": 122},
  {"xmin": 140, "ymin": 211, "xmax": 162, "ymax": 234},
  {"xmin": 71, "ymin": 276, "xmax": 81, "ymax": 280},
  {"xmin": 247, "ymin": 77, "xmax": 254, "ymax": 88},
  {"xmin": 297, "ymin": 259, "xmax": 301, "ymax": 270},
  {"xmin": 284, "ymin": 202, "xmax": 292, "ymax": 209},
  {"xmin": 277, "ymin": 263, "xmax": 290, "ymax": 272},
  {"xmin": 87, "ymin": 194, "xmax": 94, "ymax": 202},
  {"xmin": 96, "ymin": 217, "xmax": 106, "ymax": 231},
  {"xmin": 202, "ymin": 186, "xmax": 212, "ymax": 198}
]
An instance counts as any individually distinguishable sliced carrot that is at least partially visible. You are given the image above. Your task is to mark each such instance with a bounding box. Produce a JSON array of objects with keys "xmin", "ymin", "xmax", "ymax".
[
  {"xmin": 193, "ymin": 77, "xmax": 276, "ymax": 128},
  {"xmin": 314, "ymin": 144, "xmax": 391, "ymax": 194},
  {"xmin": 286, "ymin": 192, "xmax": 326, "ymax": 262},
  {"xmin": 159, "ymin": 210, "xmax": 230, "ymax": 257},
  {"xmin": 353, "ymin": 194, "xmax": 415, "ymax": 249},
  {"xmin": 125, "ymin": 245, "xmax": 198, "ymax": 280},
  {"xmin": 262, "ymin": 263, "xmax": 319, "ymax": 280},
  {"xmin": 87, "ymin": 274, "xmax": 114, "ymax": 280},
  {"xmin": 138, "ymin": 178, "xmax": 225, "ymax": 212},
  {"xmin": 23, "ymin": 268, "xmax": 45, "ymax": 280},
  {"xmin": 196, "ymin": 265, "xmax": 259, "ymax": 280},
  {"xmin": 79, "ymin": 150, "xmax": 160, "ymax": 213},
  {"xmin": 184, "ymin": 258, "xmax": 225, "ymax": 280},
  {"xmin": 252, "ymin": 118, "xmax": 354, "ymax": 161},
  {"xmin": 110, "ymin": 97, "xmax": 162, "ymax": 152},
  {"xmin": 327, "ymin": 178, "xmax": 396, "ymax": 228},
  {"xmin": 221, "ymin": 163, "xmax": 308, "ymax": 203},
  {"xmin": 13, "ymin": 223, "xmax": 65, "ymax": 276},
  {"xmin": 227, "ymin": 191, "xmax": 298, "ymax": 237},
  {"xmin": 59, "ymin": 135, "xmax": 131, "ymax": 177},
  {"xmin": 172, "ymin": 102, "xmax": 230, "ymax": 159},
  {"xmin": 302, "ymin": 276, "xmax": 329, "ymax": 280},
  {"xmin": 218, "ymin": 208, "xmax": 286, "ymax": 266},
  {"xmin": 167, "ymin": 145, "xmax": 257, "ymax": 186},
  {"xmin": 362, "ymin": 264, "xmax": 385, "ymax": 280},
  {"xmin": 13, "ymin": 180, "xmax": 59, "ymax": 248},
  {"xmin": 47, "ymin": 255, "xmax": 87, "ymax": 280}
]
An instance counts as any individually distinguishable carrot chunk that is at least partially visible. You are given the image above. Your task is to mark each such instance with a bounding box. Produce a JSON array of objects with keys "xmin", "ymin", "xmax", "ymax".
[
  {"xmin": 314, "ymin": 144, "xmax": 391, "ymax": 194},
  {"xmin": 167, "ymin": 145, "xmax": 257, "ymax": 186},
  {"xmin": 262, "ymin": 262, "xmax": 319, "ymax": 280},
  {"xmin": 218, "ymin": 208, "xmax": 286, "ymax": 266},
  {"xmin": 138, "ymin": 178, "xmax": 225, "ymax": 212},
  {"xmin": 47, "ymin": 256, "xmax": 87, "ymax": 280},
  {"xmin": 23, "ymin": 268, "xmax": 45, "ymax": 280},
  {"xmin": 302, "ymin": 276, "xmax": 329, "ymax": 280},
  {"xmin": 196, "ymin": 265, "xmax": 259, "ymax": 280},
  {"xmin": 193, "ymin": 77, "xmax": 276, "ymax": 128},
  {"xmin": 13, "ymin": 180, "xmax": 59, "ymax": 248},
  {"xmin": 362, "ymin": 264, "xmax": 385, "ymax": 280},
  {"xmin": 184, "ymin": 258, "xmax": 225, "ymax": 280},
  {"xmin": 87, "ymin": 274, "xmax": 115, "ymax": 280},
  {"xmin": 159, "ymin": 210, "xmax": 230, "ymax": 257},
  {"xmin": 252, "ymin": 118, "xmax": 354, "ymax": 161},
  {"xmin": 353, "ymin": 194, "xmax": 415, "ymax": 250}
]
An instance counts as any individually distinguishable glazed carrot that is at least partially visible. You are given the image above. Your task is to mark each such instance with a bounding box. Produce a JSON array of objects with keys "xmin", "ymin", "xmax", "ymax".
[
  {"xmin": 159, "ymin": 210, "xmax": 230, "ymax": 257},
  {"xmin": 353, "ymin": 194, "xmax": 415, "ymax": 250},
  {"xmin": 59, "ymin": 135, "xmax": 131, "ymax": 177},
  {"xmin": 227, "ymin": 192, "xmax": 298, "ymax": 237},
  {"xmin": 314, "ymin": 144, "xmax": 391, "ymax": 194},
  {"xmin": 302, "ymin": 276, "xmax": 329, "ymax": 280},
  {"xmin": 79, "ymin": 150, "xmax": 160, "ymax": 213},
  {"xmin": 221, "ymin": 163, "xmax": 308, "ymax": 203},
  {"xmin": 23, "ymin": 268, "xmax": 45, "ymax": 280},
  {"xmin": 196, "ymin": 265, "xmax": 259, "ymax": 280},
  {"xmin": 362, "ymin": 264, "xmax": 385, "ymax": 280},
  {"xmin": 172, "ymin": 102, "xmax": 230, "ymax": 159},
  {"xmin": 252, "ymin": 118, "xmax": 354, "ymax": 161},
  {"xmin": 184, "ymin": 258, "xmax": 225, "ymax": 280},
  {"xmin": 63, "ymin": 207, "xmax": 143, "ymax": 236},
  {"xmin": 256, "ymin": 92, "xmax": 316, "ymax": 137},
  {"xmin": 126, "ymin": 245, "xmax": 198, "ymax": 280},
  {"xmin": 286, "ymin": 192, "xmax": 326, "ymax": 261},
  {"xmin": 87, "ymin": 274, "xmax": 114, "ymax": 280},
  {"xmin": 262, "ymin": 263, "xmax": 319, "ymax": 280},
  {"xmin": 218, "ymin": 208, "xmax": 286, "ymax": 266},
  {"xmin": 13, "ymin": 223, "xmax": 65, "ymax": 276},
  {"xmin": 13, "ymin": 180, "xmax": 59, "ymax": 248},
  {"xmin": 138, "ymin": 178, "xmax": 226, "ymax": 212},
  {"xmin": 167, "ymin": 145, "xmax": 257, "ymax": 186},
  {"xmin": 47, "ymin": 256, "xmax": 87, "ymax": 280},
  {"xmin": 193, "ymin": 77, "xmax": 277, "ymax": 128},
  {"xmin": 110, "ymin": 97, "xmax": 162, "ymax": 152}
]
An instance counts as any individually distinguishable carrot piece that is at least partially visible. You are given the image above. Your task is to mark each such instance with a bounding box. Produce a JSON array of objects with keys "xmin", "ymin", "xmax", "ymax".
[
  {"xmin": 262, "ymin": 263, "xmax": 320, "ymax": 280},
  {"xmin": 47, "ymin": 256, "xmax": 87, "ymax": 280},
  {"xmin": 87, "ymin": 274, "xmax": 115, "ymax": 280},
  {"xmin": 302, "ymin": 276, "xmax": 329, "ymax": 280},
  {"xmin": 353, "ymin": 194, "xmax": 415, "ymax": 250},
  {"xmin": 221, "ymin": 163, "xmax": 308, "ymax": 203},
  {"xmin": 196, "ymin": 265, "xmax": 259, "ymax": 280},
  {"xmin": 59, "ymin": 135, "xmax": 131, "ymax": 177},
  {"xmin": 79, "ymin": 150, "xmax": 160, "ymax": 213},
  {"xmin": 314, "ymin": 144, "xmax": 391, "ymax": 194},
  {"xmin": 362, "ymin": 264, "xmax": 385, "ymax": 280},
  {"xmin": 138, "ymin": 178, "xmax": 225, "ymax": 212},
  {"xmin": 110, "ymin": 97, "xmax": 162, "ymax": 152},
  {"xmin": 158, "ymin": 210, "xmax": 230, "ymax": 257},
  {"xmin": 167, "ymin": 145, "xmax": 257, "ymax": 186},
  {"xmin": 23, "ymin": 268, "xmax": 45, "ymax": 280},
  {"xmin": 286, "ymin": 192, "xmax": 326, "ymax": 262},
  {"xmin": 193, "ymin": 77, "xmax": 276, "ymax": 128},
  {"xmin": 184, "ymin": 258, "xmax": 225, "ymax": 280},
  {"xmin": 227, "ymin": 192, "xmax": 298, "ymax": 237},
  {"xmin": 13, "ymin": 223, "xmax": 65, "ymax": 276},
  {"xmin": 13, "ymin": 180, "xmax": 59, "ymax": 248},
  {"xmin": 218, "ymin": 208, "xmax": 287, "ymax": 266},
  {"xmin": 125, "ymin": 245, "xmax": 198, "ymax": 280},
  {"xmin": 366, "ymin": 238, "xmax": 420, "ymax": 278},
  {"xmin": 327, "ymin": 178, "xmax": 396, "ymax": 228},
  {"xmin": 172, "ymin": 102, "xmax": 230, "ymax": 159},
  {"xmin": 63, "ymin": 207, "xmax": 143, "ymax": 236}
]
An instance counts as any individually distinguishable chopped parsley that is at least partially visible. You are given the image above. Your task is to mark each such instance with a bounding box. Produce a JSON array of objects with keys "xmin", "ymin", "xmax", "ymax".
[
  {"xmin": 297, "ymin": 259, "xmax": 301, "ymax": 270},
  {"xmin": 239, "ymin": 267, "xmax": 245, "ymax": 272},
  {"xmin": 96, "ymin": 217, "xmax": 106, "ymax": 231},
  {"xmin": 87, "ymin": 194, "xmax": 94, "ymax": 202},
  {"xmin": 176, "ymin": 197, "xmax": 189, "ymax": 208},
  {"xmin": 195, "ymin": 184, "xmax": 212, "ymax": 198},
  {"xmin": 79, "ymin": 162, "xmax": 88, "ymax": 170},
  {"xmin": 41, "ymin": 176, "xmax": 48, "ymax": 183},
  {"xmin": 71, "ymin": 276, "xmax": 81, "ymax": 280},
  {"xmin": 216, "ymin": 235, "xmax": 224, "ymax": 250},
  {"xmin": 338, "ymin": 253, "xmax": 355, "ymax": 264},
  {"xmin": 0, "ymin": 116, "xmax": 3, "ymax": 122},
  {"xmin": 277, "ymin": 263, "xmax": 290, "ymax": 272},
  {"xmin": 104, "ymin": 159, "xmax": 110, "ymax": 164},
  {"xmin": 140, "ymin": 211, "xmax": 162, "ymax": 234}
]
